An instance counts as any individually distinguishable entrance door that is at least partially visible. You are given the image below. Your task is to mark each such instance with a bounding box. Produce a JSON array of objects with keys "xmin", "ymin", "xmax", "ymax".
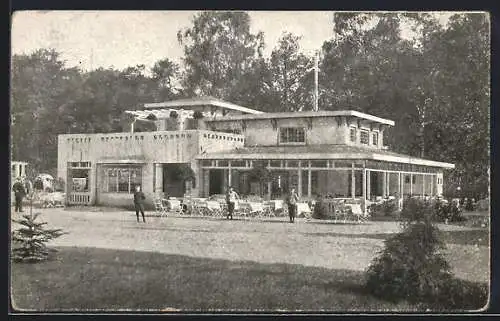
[
  {"xmin": 163, "ymin": 164, "xmax": 188, "ymax": 197},
  {"xmin": 209, "ymin": 169, "xmax": 224, "ymax": 195},
  {"xmin": 67, "ymin": 162, "xmax": 92, "ymax": 205},
  {"xmin": 370, "ymin": 171, "xmax": 379, "ymax": 198}
]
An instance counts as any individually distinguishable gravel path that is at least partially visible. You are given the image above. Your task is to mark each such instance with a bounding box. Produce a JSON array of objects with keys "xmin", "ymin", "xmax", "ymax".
[{"xmin": 11, "ymin": 208, "xmax": 490, "ymax": 283}]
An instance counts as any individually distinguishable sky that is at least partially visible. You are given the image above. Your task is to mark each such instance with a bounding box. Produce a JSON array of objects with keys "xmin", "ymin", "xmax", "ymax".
[{"xmin": 11, "ymin": 11, "xmax": 453, "ymax": 72}]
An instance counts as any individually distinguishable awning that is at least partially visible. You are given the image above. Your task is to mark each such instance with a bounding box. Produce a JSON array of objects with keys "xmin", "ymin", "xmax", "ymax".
[
  {"xmin": 196, "ymin": 145, "xmax": 455, "ymax": 169},
  {"xmin": 97, "ymin": 158, "xmax": 147, "ymax": 164},
  {"xmin": 124, "ymin": 109, "xmax": 198, "ymax": 120}
]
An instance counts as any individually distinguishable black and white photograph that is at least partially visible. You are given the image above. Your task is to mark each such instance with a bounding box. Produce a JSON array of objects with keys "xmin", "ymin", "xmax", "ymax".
[{"xmin": 9, "ymin": 10, "xmax": 490, "ymax": 313}]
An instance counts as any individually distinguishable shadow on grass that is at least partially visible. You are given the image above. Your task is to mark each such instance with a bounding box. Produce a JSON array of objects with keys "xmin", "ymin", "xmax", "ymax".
[
  {"xmin": 11, "ymin": 246, "xmax": 426, "ymax": 312},
  {"xmin": 11, "ymin": 246, "xmax": 488, "ymax": 312},
  {"xmin": 303, "ymin": 229, "xmax": 489, "ymax": 246}
]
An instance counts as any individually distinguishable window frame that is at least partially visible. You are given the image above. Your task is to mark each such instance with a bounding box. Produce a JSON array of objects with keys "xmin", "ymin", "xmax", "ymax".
[
  {"xmin": 360, "ymin": 129, "xmax": 370, "ymax": 145},
  {"xmin": 372, "ymin": 131, "xmax": 379, "ymax": 146},
  {"xmin": 278, "ymin": 127, "xmax": 306, "ymax": 145},
  {"xmin": 349, "ymin": 126, "xmax": 357, "ymax": 143},
  {"xmin": 103, "ymin": 165, "xmax": 142, "ymax": 194}
]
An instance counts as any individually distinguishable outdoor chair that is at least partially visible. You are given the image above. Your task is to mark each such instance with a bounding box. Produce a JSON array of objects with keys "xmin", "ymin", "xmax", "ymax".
[
  {"xmin": 167, "ymin": 199, "xmax": 183, "ymax": 216},
  {"xmin": 154, "ymin": 198, "xmax": 168, "ymax": 217},
  {"xmin": 188, "ymin": 198, "xmax": 208, "ymax": 216},
  {"xmin": 297, "ymin": 202, "xmax": 312, "ymax": 218},
  {"xmin": 206, "ymin": 200, "xmax": 223, "ymax": 217},
  {"xmin": 246, "ymin": 201, "xmax": 265, "ymax": 218},
  {"xmin": 347, "ymin": 204, "xmax": 370, "ymax": 223},
  {"xmin": 262, "ymin": 201, "xmax": 275, "ymax": 218},
  {"xmin": 271, "ymin": 199, "xmax": 286, "ymax": 217},
  {"xmin": 333, "ymin": 202, "xmax": 349, "ymax": 223},
  {"xmin": 232, "ymin": 201, "xmax": 250, "ymax": 219}
]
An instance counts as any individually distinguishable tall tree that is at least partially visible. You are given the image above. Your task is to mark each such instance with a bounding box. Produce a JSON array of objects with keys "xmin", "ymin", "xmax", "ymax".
[
  {"xmin": 267, "ymin": 32, "xmax": 314, "ymax": 112},
  {"xmin": 321, "ymin": 12, "xmax": 490, "ymax": 197},
  {"xmin": 11, "ymin": 49, "xmax": 84, "ymax": 173},
  {"xmin": 177, "ymin": 11, "xmax": 265, "ymax": 106},
  {"xmin": 150, "ymin": 58, "xmax": 181, "ymax": 101}
]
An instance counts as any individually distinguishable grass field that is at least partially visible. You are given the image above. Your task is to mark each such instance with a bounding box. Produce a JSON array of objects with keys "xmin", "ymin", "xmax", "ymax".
[{"xmin": 10, "ymin": 208, "xmax": 490, "ymax": 312}]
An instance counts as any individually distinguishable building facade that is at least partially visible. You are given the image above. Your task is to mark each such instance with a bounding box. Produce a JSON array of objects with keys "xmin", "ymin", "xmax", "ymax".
[{"xmin": 57, "ymin": 97, "xmax": 454, "ymax": 211}]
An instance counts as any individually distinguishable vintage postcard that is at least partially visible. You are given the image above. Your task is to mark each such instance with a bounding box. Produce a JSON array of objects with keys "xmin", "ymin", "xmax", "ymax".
[{"xmin": 10, "ymin": 10, "xmax": 490, "ymax": 313}]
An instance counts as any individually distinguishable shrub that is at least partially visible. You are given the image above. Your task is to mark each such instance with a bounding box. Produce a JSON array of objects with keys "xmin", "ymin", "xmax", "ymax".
[
  {"xmin": 368, "ymin": 199, "xmax": 399, "ymax": 218},
  {"xmin": 434, "ymin": 201, "xmax": 466, "ymax": 223},
  {"xmin": 11, "ymin": 212, "xmax": 66, "ymax": 263},
  {"xmin": 399, "ymin": 197, "xmax": 435, "ymax": 226},
  {"xmin": 365, "ymin": 221, "xmax": 453, "ymax": 304}
]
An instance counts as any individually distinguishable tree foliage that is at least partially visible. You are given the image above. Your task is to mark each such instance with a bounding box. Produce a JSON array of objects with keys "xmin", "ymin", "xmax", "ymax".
[
  {"xmin": 267, "ymin": 32, "xmax": 314, "ymax": 112},
  {"xmin": 177, "ymin": 11, "xmax": 266, "ymax": 106},
  {"xmin": 10, "ymin": 12, "xmax": 489, "ymax": 198}
]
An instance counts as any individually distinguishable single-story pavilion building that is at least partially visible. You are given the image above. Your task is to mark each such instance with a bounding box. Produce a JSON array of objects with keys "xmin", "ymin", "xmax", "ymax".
[{"xmin": 57, "ymin": 97, "xmax": 454, "ymax": 212}]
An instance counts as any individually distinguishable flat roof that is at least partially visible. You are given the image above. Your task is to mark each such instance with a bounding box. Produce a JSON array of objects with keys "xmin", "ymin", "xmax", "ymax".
[
  {"xmin": 144, "ymin": 97, "xmax": 264, "ymax": 115},
  {"xmin": 196, "ymin": 145, "xmax": 454, "ymax": 169},
  {"xmin": 205, "ymin": 110, "xmax": 395, "ymax": 126}
]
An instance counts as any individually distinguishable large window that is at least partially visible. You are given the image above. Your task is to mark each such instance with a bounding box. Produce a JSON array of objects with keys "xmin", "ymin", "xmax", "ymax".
[
  {"xmin": 349, "ymin": 127, "xmax": 357, "ymax": 142},
  {"xmin": 279, "ymin": 127, "xmax": 305, "ymax": 144},
  {"xmin": 104, "ymin": 166, "xmax": 142, "ymax": 193},
  {"xmin": 360, "ymin": 130, "xmax": 369, "ymax": 144}
]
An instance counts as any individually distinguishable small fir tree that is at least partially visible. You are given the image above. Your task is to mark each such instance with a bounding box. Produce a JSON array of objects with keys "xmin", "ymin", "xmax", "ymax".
[{"xmin": 11, "ymin": 192, "xmax": 66, "ymax": 263}]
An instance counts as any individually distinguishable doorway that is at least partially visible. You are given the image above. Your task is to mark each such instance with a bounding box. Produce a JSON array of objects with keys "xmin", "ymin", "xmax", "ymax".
[{"xmin": 209, "ymin": 169, "xmax": 224, "ymax": 195}]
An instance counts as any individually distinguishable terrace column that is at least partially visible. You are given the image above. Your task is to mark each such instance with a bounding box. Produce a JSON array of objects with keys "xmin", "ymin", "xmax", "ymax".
[
  {"xmin": 382, "ymin": 171, "xmax": 387, "ymax": 197},
  {"xmin": 366, "ymin": 170, "xmax": 371, "ymax": 201},
  {"xmin": 409, "ymin": 173, "xmax": 413, "ymax": 196},
  {"xmin": 399, "ymin": 172, "xmax": 404, "ymax": 210},
  {"xmin": 351, "ymin": 163, "xmax": 356, "ymax": 199},
  {"xmin": 154, "ymin": 163, "xmax": 163, "ymax": 195},
  {"xmin": 362, "ymin": 168, "xmax": 367, "ymax": 214},
  {"xmin": 430, "ymin": 174, "xmax": 434, "ymax": 196},
  {"xmin": 307, "ymin": 168, "xmax": 312, "ymax": 198},
  {"xmin": 130, "ymin": 119, "xmax": 136, "ymax": 134},
  {"xmin": 228, "ymin": 162, "xmax": 232, "ymax": 187},
  {"xmin": 297, "ymin": 165, "xmax": 303, "ymax": 198},
  {"xmin": 386, "ymin": 172, "xmax": 390, "ymax": 196},
  {"xmin": 422, "ymin": 174, "xmax": 425, "ymax": 197}
]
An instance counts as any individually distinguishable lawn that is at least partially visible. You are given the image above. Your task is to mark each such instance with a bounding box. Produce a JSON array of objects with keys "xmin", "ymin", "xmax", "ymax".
[
  {"xmin": 303, "ymin": 229, "xmax": 489, "ymax": 246},
  {"xmin": 10, "ymin": 246, "xmax": 473, "ymax": 312},
  {"xmin": 10, "ymin": 209, "xmax": 490, "ymax": 312}
]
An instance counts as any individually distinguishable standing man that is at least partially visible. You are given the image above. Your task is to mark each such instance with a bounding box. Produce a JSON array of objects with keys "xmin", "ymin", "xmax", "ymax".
[
  {"xmin": 286, "ymin": 187, "xmax": 299, "ymax": 223},
  {"xmin": 226, "ymin": 186, "xmax": 239, "ymax": 220},
  {"xmin": 133, "ymin": 185, "xmax": 146, "ymax": 223},
  {"xmin": 13, "ymin": 177, "xmax": 26, "ymax": 212}
]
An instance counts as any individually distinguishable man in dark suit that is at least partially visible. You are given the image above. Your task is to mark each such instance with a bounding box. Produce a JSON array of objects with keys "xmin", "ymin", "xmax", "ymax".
[
  {"xmin": 133, "ymin": 185, "xmax": 146, "ymax": 223},
  {"xmin": 286, "ymin": 187, "xmax": 299, "ymax": 223},
  {"xmin": 13, "ymin": 177, "xmax": 26, "ymax": 212}
]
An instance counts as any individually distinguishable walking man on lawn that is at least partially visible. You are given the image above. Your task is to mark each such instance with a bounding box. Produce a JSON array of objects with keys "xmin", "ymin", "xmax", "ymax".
[
  {"xmin": 13, "ymin": 177, "xmax": 26, "ymax": 213},
  {"xmin": 226, "ymin": 186, "xmax": 239, "ymax": 220},
  {"xmin": 133, "ymin": 185, "xmax": 146, "ymax": 223},
  {"xmin": 286, "ymin": 186, "xmax": 299, "ymax": 223}
]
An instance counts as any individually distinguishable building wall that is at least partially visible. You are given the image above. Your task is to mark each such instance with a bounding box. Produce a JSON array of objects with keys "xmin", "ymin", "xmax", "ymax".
[
  {"xmin": 209, "ymin": 117, "xmax": 347, "ymax": 146},
  {"xmin": 345, "ymin": 118, "xmax": 384, "ymax": 148},
  {"xmin": 209, "ymin": 116, "xmax": 388, "ymax": 149},
  {"xmin": 58, "ymin": 130, "xmax": 244, "ymax": 207}
]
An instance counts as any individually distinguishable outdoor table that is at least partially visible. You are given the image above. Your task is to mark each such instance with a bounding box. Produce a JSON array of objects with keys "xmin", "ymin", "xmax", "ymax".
[{"xmin": 296, "ymin": 202, "xmax": 312, "ymax": 215}]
